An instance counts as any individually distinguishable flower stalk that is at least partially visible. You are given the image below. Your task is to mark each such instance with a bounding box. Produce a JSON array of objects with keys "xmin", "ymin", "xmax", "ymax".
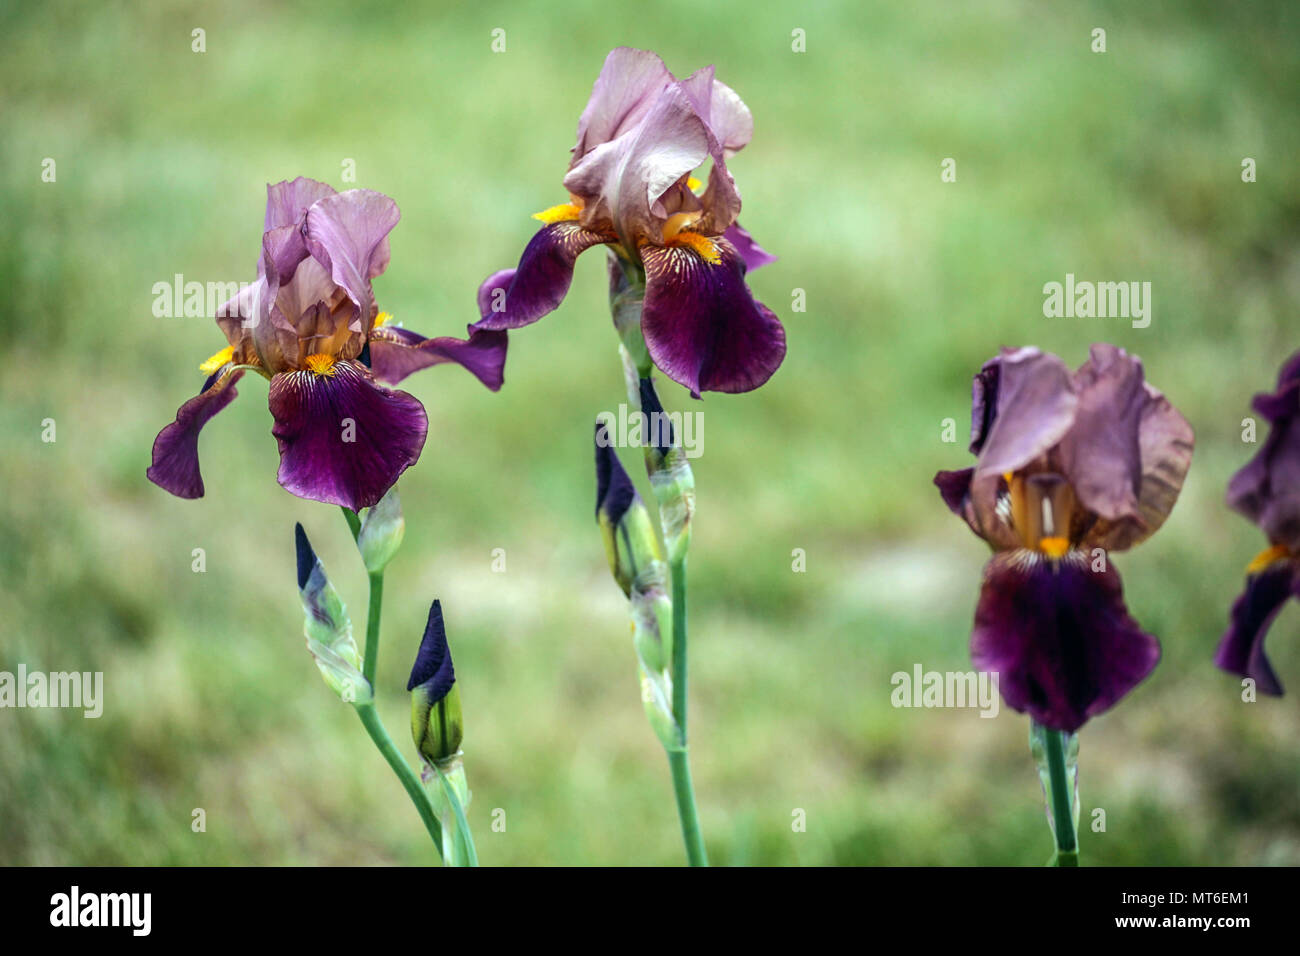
[{"xmin": 1030, "ymin": 720, "xmax": 1079, "ymax": 866}]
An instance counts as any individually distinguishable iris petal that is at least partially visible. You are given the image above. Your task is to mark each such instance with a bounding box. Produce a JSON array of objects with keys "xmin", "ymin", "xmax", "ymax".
[
  {"xmin": 1214, "ymin": 560, "xmax": 1297, "ymax": 696},
  {"xmin": 639, "ymin": 238, "xmax": 785, "ymax": 396},
  {"xmin": 971, "ymin": 551, "xmax": 1160, "ymax": 731},
  {"xmin": 472, "ymin": 223, "xmax": 609, "ymax": 331},
  {"xmin": 369, "ymin": 324, "xmax": 508, "ymax": 390},
  {"xmin": 268, "ymin": 360, "xmax": 427, "ymax": 511},
  {"xmin": 147, "ymin": 367, "xmax": 245, "ymax": 499}
]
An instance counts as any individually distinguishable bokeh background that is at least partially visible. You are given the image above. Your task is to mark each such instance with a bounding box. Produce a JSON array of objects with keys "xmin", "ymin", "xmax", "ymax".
[{"xmin": 2, "ymin": 0, "xmax": 1298, "ymax": 865}]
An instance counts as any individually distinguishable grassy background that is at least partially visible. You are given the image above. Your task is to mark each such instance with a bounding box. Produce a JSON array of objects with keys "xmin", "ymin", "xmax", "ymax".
[{"xmin": 1, "ymin": 0, "xmax": 1298, "ymax": 865}]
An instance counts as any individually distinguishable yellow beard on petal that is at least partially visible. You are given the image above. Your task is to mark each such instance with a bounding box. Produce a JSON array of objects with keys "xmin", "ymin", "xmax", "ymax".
[
  {"xmin": 1038, "ymin": 536, "xmax": 1071, "ymax": 559},
  {"xmin": 663, "ymin": 230, "xmax": 721, "ymax": 265},
  {"xmin": 303, "ymin": 353, "xmax": 338, "ymax": 378},
  {"xmin": 532, "ymin": 202, "xmax": 582, "ymax": 224},
  {"xmin": 1247, "ymin": 543, "xmax": 1292, "ymax": 574},
  {"xmin": 199, "ymin": 345, "xmax": 235, "ymax": 374}
]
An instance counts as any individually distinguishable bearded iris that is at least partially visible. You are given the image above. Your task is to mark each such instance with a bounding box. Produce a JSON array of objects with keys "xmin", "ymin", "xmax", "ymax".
[
  {"xmin": 472, "ymin": 47, "xmax": 785, "ymax": 397},
  {"xmin": 1216, "ymin": 350, "xmax": 1300, "ymax": 695},
  {"xmin": 147, "ymin": 177, "xmax": 508, "ymax": 511},
  {"xmin": 936, "ymin": 344, "xmax": 1194, "ymax": 732}
]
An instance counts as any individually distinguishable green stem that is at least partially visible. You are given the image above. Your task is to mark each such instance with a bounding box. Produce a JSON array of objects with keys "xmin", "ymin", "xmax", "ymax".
[
  {"xmin": 667, "ymin": 749, "xmax": 707, "ymax": 866},
  {"xmin": 363, "ymin": 573, "xmax": 382, "ymax": 686},
  {"xmin": 339, "ymin": 507, "xmax": 444, "ymax": 861},
  {"xmin": 1043, "ymin": 727, "xmax": 1079, "ymax": 866},
  {"xmin": 355, "ymin": 703, "xmax": 444, "ymax": 858},
  {"xmin": 433, "ymin": 763, "xmax": 480, "ymax": 867},
  {"xmin": 666, "ymin": 555, "xmax": 707, "ymax": 866},
  {"xmin": 671, "ymin": 556, "xmax": 689, "ymax": 735}
]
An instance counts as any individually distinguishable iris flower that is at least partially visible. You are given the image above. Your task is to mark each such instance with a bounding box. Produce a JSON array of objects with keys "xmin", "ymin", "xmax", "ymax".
[
  {"xmin": 472, "ymin": 47, "xmax": 785, "ymax": 397},
  {"xmin": 147, "ymin": 178, "xmax": 507, "ymax": 511},
  {"xmin": 1216, "ymin": 350, "xmax": 1300, "ymax": 695},
  {"xmin": 935, "ymin": 344, "xmax": 1194, "ymax": 731}
]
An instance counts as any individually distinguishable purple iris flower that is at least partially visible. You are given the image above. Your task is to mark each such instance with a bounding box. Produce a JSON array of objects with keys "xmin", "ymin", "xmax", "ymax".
[
  {"xmin": 1216, "ymin": 350, "xmax": 1300, "ymax": 695},
  {"xmin": 936, "ymin": 344, "xmax": 1194, "ymax": 731},
  {"xmin": 147, "ymin": 178, "xmax": 508, "ymax": 511},
  {"xmin": 472, "ymin": 47, "xmax": 785, "ymax": 397}
]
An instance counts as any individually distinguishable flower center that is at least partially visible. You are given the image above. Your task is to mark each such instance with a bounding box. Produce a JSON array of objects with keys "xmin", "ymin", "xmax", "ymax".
[{"xmin": 303, "ymin": 353, "xmax": 338, "ymax": 377}]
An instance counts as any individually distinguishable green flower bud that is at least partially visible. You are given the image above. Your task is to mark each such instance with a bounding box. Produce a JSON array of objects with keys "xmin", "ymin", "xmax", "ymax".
[
  {"xmin": 408, "ymin": 600, "xmax": 463, "ymax": 764},
  {"xmin": 295, "ymin": 524, "xmax": 370, "ymax": 704},
  {"xmin": 356, "ymin": 487, "xmax": 405, "ymax": 574}
]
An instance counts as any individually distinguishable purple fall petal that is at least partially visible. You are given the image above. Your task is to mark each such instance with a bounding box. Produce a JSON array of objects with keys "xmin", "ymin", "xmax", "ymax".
[
  {"xmin": 722, "ymin": 223, "xmax": 776, "ymax": 271},
  {"xmin": 147, "ymin": 368, "xmax": 246, "ymax": 499},
  {"xmin": 1226, "ymin": 351, "xmax": 1300, "ymax": 552},
  {"xmin": 1214, "ymin": 561, "xmax": 1297, "ymax": 696},
  {"xmin": 472, "ymin": 222, "xmax": 609, "ymax": 331},
  {"xmin": 268, "ymin": 360, "xmax": 427, "ymax": 511},
  {"xmin": 369, "ymin": 324, "xmax": 508, "ymax": 390},
  {"xmin": 640, "ymin": 238, "xmax": 786, "ymax": 396},
  {"xmin": 972, "ymin": 552, "xmax": 1161, "ymax": 732}
]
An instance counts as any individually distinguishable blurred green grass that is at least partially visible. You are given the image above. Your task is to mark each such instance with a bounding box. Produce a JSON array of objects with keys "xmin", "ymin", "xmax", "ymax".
[{"xmin": 1, "ymin": 0, "xmax": 1298, "ymax": 865}]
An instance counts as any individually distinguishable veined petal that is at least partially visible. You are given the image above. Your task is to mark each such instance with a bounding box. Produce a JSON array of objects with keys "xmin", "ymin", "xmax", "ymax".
[
  {"xmin": 268, "ymin": 360, "xmax": 427, "ymax": 511},
  {"xmin": 147, "ymin": 367, "xmax": 245, "ymax": 499},
  {"xmin": 971, "ymin": 551, "xmax": 1160, "ymax": 731},
  {"xmin": 640, "ymin": 237, "xmax": 785, "ymax": 395},
  {"xmin": 1214, "ymin": 559, "xmax": 1297, "ymax": 696},
  {"xmin": 472, "ymin": 222, "xmax": 609, "ymax": 331},
  {"xmin": 722, "ymin": 222, "xmax": 776, "ymax": 271},
  {"xmin": 304, "ymin": 189, "xmax": 400, "ymax": 324},
  {"xmin": 369, "ymin": 323, "xmax": 508, "ymax": 390}
]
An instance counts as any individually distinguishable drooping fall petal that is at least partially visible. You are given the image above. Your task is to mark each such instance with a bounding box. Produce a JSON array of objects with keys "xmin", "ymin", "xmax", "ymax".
[
  {"xmin": 147, "ymin": 367, "xmax": 246, "ymax": 499},
  {"xmin": 369, "ymin": 324, "xmax": 508, "ymax": 390},
  {"xmin": 472, "ymin": 222, "xmax": 609, "ymax": 331}
]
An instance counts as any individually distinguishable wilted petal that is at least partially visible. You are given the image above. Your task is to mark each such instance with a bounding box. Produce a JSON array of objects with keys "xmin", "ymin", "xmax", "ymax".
[
  {"xmin": 972, "ymin": 552, "xmax": 1161, "ymax": 731},
  {"xmin": 722, "ymin": 223, "xmax": 776, "ymax": 271},
  {"xmin": 1087, "ymin": 382, "xmax": 1195, "ymax": 552},
  {"xmin": 972, "ymin": 347, "xmax": 1077, "ymax": 480},
  {"xmin": 1214, "ymin": 560, "xmax": 1297, "ymax": 696},
  {"xmin": 369, "ymin": 323, "xmax": 508, "ymax": 390},
  {"xmin": 268, "ymin": 360, "xmax": 427, "ymax": 511},
  {"xmin": 640, "ymin": 238, "xmax": 785, "ymax": 395},
  {"xmin": 147, "ymin": 368, "xmax": 245, "ymax": 499},
  {"xmin": 304, "ymin": 189, "xmax": 400, "ymax": 324},
  {"xmin": 471, "ymin": 223, "xmax": 609, "ymax": 331},
  {"xmin": 1056, "ymin": 344, "xmax": 1145, "ymax": 523}
]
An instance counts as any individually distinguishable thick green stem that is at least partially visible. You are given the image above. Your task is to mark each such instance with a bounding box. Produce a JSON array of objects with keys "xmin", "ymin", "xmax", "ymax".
[
  {"xmin": 666, "ymin": 555, "xmax": 707, "ymax": 866},
  {"xmin": 1043, "ymin": 727, "xmax": 1079, "ymax": 866},
  {"xmin": 355, "ymin": 703, "xmax": 444, "ymax": 858}
]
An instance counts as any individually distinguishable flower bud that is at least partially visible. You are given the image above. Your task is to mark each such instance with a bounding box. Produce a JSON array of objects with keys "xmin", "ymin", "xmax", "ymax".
[
  {"xmin": 408, "ymin": 600, "xmax": 464, "ymax": 765},
  {"xmin": 634, "ymin": 375, "xmax": 695, "ymax": 564},
  {"xmin": 295, "ymin": 523, "xmax": 370, "ymax": 704},
  {"xmin": 595, "ymin": 421, "xmax": 665, "ymax": 597},
  {"xmin": 356, "ymin": 486, "xmax": 405, "ymax": 574}
]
